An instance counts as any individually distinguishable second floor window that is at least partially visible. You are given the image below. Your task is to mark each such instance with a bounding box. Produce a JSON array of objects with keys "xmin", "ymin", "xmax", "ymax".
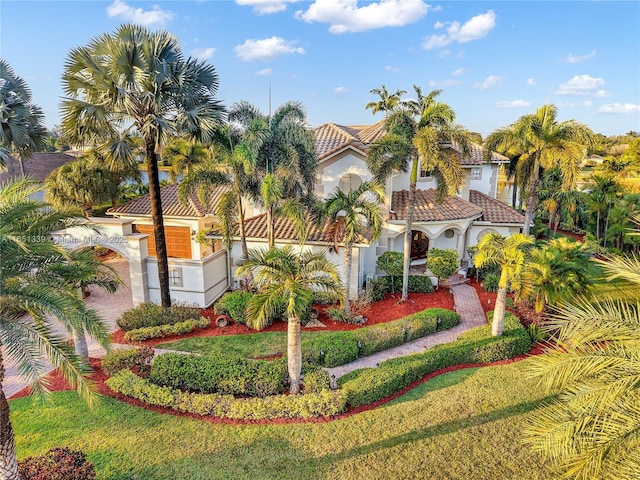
[{"xmin": 472, "ymin": 168, "xmax": 482, "ymax": 180}]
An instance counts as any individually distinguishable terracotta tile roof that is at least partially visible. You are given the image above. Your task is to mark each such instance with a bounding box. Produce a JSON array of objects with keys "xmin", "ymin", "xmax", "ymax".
[
  {"xmin": 391, "ymin": 189, "xmax": 483, "ymax": 222},
  {"xmin": 108, "ymin": 182, "xmax": 229, "ymax": 217},
  {"xmin": 312, "ymin": 122, "xmax": 507, "ymax": 165},
  {"xmin": 469, "ymin": 190, "xmax": 526, "ymax": 224},
  {"xmin": 211, "ymin": 213, "xmax": 370, "ymax": 245},
  {"xmin": 0, "ymin": 153, "xmax": 76, "ymax": 183}
]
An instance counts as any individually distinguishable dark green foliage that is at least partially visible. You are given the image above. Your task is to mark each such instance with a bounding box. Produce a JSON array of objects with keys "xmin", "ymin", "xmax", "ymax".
[
  {"xmin": 116, "ymin": 303, "xmax": 202, "ymax": 331},
  {"xmin": 101, "ymin": 346, "xmax": 154, "ymax": 376},
  {"xmin": 214, "ymin": 291, "xmax": 254, "ymax": 324},
  {"xmin": 407, "ymin": 275, "xmax": 435, "ymax": 293},
  {"xmin": 376, "ymin": 251, "xmax": 404, "ymax": 292},
  {"xmin": 123, "ymin": 317, "xmax": 209, "ymax": 341},
  {"xmin": 482, "ymin": 272, "xmax": 499, "ymax": 292},
  {"xmin": 369, "ymin": 275, "xmax": 434, "ymax": 301},
  {"xmin": 426, "ymin": 248, "xmax": 459, "ymax": 280},
  {"xmin": 18, "ymin": 447, "xmax": 96, "ymax": 480},
  {"xmin": 339, "ymin": 312, "xmax": 531, "ymax": 407},
  {"xmin": 106, "ymin": 369, "xmax": 347, "ymax": 419},
  {"xmin": 301, "ymin": 308, "xmax": 459, "ymax": 367},
  {"xmin": 302, "ymin": 369, "xmax": 332, "ymax": 393},
  {"xmin": 149, "ymin": 353, "xmax": 287, "ymax": 398}
]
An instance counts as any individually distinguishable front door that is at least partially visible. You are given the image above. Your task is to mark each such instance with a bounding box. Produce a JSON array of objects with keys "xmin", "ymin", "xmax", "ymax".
[{"xmin": 410, "ymin": 230, "xmax": 429, "ymax": 260}]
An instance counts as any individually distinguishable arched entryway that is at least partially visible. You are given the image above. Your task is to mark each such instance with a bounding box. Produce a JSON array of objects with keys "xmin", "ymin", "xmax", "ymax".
[{"xmin": 410, "ymin": 230, "xmax": 429, "ymax": 260}]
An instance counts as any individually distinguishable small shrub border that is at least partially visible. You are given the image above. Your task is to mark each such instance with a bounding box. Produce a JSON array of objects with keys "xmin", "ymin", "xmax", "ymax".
[
  {"xmin": 339, "ymin": 312, "xmax": 532, "ymax": 407},
  {"xmin": 369, "ymin": 275, "xmax": 434, "ymax": 301},
  {"xmin": 149, "ymin": 352, "xmax": 287, "ymax": 398},
  {"xmin": 18, "ymin": 447, "xmax": 96, "ymax": 480},
  {"xmin": 106, "ymin": 369, "xmax": 347, "ymax": 420},
  {"xmin": 123, "ymin": 317, "xmax": 210, "ymax": 342},
  {"xmin": 301, "ymin": 308, "xmax": 460, "ymax": 367},
  {"xmin": 101, "ymin": 346, "xmax": 155, "ymax": 376},
  {"xmin": 117, "ymin": 303, "xmax": 202, "ymax": 331}
]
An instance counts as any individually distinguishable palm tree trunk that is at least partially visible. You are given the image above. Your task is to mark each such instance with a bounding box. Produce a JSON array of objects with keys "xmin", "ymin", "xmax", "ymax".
[
  {"xmin": 402, "ymin": 158, "xmax": 419, "ymax": 301},
  {"xmin": 343, "ymin": 245, "xmax": 353, "ymax": 318},
  {"xmin": 145, "ymin": 136, "xmax": 171, "ymax": 308},
  {"xmin": 287, "ymin": 317, "xmax": 301, "ymax": 394},
  {"xmin": 522, "ymin": 157, "xmax": 541, "ymax": 236},
  {"xmin": 511, "ymin": 179, "xmax": 518, "ymax": 210},
  {"xmin": 492, "ymin": 286, "xmax": 507, "ymax": 336},
  {"xmin": 267, "ymin": 207, "xmax": 275, "ymax": 250},
  {"xmin": 237, "ymin": 196, "xmax": 249, "ymax": 259},
  {"xmin": 73, "ymin": 330, "xmax": 89, "ymax": 362},
  {"xmin": 0, "ymin": 353, "xmax": 20, "ymax": 480}
]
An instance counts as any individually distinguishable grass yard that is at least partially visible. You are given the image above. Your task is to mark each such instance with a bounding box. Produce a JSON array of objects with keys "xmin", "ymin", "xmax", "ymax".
[
  {"xmin": 11, "ymin": 357, "xmax": 556, "ymax": 480},
  {"xmin": 156, "ymin": 330, "xmax": 331, "ymax": 358}
]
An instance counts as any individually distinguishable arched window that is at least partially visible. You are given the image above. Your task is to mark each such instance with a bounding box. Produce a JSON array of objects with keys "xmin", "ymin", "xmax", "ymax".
[{"xmin": 338, "ymin": 173, "xmax": 362, "ymax": 193}]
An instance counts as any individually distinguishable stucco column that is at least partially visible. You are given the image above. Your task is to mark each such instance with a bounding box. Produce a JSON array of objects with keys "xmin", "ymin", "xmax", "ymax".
[
  {"xmin": 456, "ymin": 231, "xmax": 466, "ymax": 260},
  {"xmin": 129, "ymin": 258, "xmax": 149, "ymax": 305}
]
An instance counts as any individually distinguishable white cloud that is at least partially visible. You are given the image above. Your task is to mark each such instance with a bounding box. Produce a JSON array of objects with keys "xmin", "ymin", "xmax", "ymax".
[
  {"xmin": 495, "ymin": 100, "xmax": 531, "ymax": 108},
  {"xmin": 106, "ymin": 0, "xmax": 173, "ymax": 26},
  {"xmin": 234, "ymin": 37, "xmax": 305, "ymax": 61},
  {"xmin": 451, "ymin": 67, "xmax": 465, "ymax": 76},
  {"xmin": 191, "ymin": 47, "xmax": 215, "ymax": 61},
  {"xmin": 555, "ymin": 74, "xmax": 605, "ymax": 96},
  {"xmin": 422, "ymin": 10, "xmax": 496, "ymax": 49},
  {"xmin": 474, "ymin": 75, "xmax": 504, "ymax": 90},
  {"xmin": 335, "ymin": 86, "xmax": 348, "ymax": 93},
  {"xmin": 527, "ymin": 78, "xmax": 536, "ymax": 86},
  {"xmin": 566, "ymin": 49, "xmax": 596, "ymax": 64},
  {"xmin": 557, "ymin": 100, "xmax": 593, "ymax": 108},
  {"xmin": 296, "ymin": 0, "xmax": 430, "ymax": 34},
  {"xmin": 599, "ymin": 103, "xmax": 640, "ymax": 114},
  {"xmin": 236, "ymin": 0, "xmax": 302, "ymax": 15},
  {"xmin": 385, "ymin": 65, "xmax": 399, "ymax": 72},
  {"xmin": 257, "ymin": 68, "xmax": 273, "ymax": 76},
  {"xmin": 594, "ymin": 89, "xmax": 612, "ymax": 98}
]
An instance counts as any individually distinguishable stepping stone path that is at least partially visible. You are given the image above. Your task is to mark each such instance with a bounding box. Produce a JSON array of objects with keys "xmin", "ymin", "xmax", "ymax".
[{"xmin": 325, "ymin": 284, "xmax": 487, "ymax": 379}]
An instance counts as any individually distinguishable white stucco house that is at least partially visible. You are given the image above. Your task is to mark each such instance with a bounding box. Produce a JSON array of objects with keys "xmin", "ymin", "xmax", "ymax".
[{"xmin": 85, "ymin": 120, "xmax": 525, "ymax": 307}]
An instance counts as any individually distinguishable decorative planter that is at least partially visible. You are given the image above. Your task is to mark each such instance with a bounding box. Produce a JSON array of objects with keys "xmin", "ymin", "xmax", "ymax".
[{"xmin": 215, "ymin": 315, "xmax": 231, "ymax": 327}]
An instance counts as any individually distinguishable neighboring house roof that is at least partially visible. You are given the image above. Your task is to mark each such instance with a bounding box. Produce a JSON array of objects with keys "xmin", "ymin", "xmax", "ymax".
[
  {"xmin": 0, "ymin": 153, "xmax": 76, "ymax": 183},
  {"xmin": 108, "ymin": 182, "xmax": 229, "ymax": 218},
  {"xmin": 391, "ymin": 189, "xmax": 483, "ymax": 222},
  {"xmin": 312, "ymin": 121, "xmax": 507, "ymax": 165},
  {"xmin": 468, "ymin": 190, "xmax": 527, "ymax": 224}
]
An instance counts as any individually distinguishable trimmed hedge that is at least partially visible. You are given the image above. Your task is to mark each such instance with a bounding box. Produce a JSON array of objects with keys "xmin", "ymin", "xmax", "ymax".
[
  {"xmin": 214, "ymin": 291, "xmax": 253, "ymax": 324},
  {"xmin": 123, "ymin": 317, "xmax": 210, "ymax": 341},
  {"xmin": 339, "ymin": 312, "xmax": 531, "ymax": 407},
  {"xmin": 106, "ymin": 369, "xmax": 347, "ymax": 420},
  {"xmin": 149, "ymin": 352, "xmax": 287, "ymax": 398},
  {"xmin": 369, "ymin": 275, "xmax": 434, "ymax": 301},
  {"xmin": 301, "ymin": 308, "xmax": 460, "ymax": 367},
  {"xmin": 117, "ymin": 303, "xmax": 202, "ymax": 331},
  {"xmin": 101, "ymin": 346, "xmax": 154, "ymax": 376}
]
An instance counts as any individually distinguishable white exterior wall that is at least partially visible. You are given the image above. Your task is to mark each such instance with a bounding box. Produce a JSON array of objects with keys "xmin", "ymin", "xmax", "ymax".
[
  {"xmin": 468, "ymin": 164, "xmax": 501, "ymax": 198},
  {"xmin": 317, "ymin": 150, "xmax": 372, "ymax": 199},
  {"xmin": 467, "ymin": 224, "xmax": 520, "ymax": 246}
]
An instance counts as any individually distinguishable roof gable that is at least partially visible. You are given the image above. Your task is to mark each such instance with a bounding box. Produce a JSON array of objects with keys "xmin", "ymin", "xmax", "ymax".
[{"xmin": 391, "ymin": 189, "xmax": 483, "ymax": 222}]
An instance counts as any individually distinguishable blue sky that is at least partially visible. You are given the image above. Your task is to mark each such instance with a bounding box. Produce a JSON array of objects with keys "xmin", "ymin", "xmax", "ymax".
[{"xmin": 2, "ymin": 1, "xmax": 639, "ymax": 137}]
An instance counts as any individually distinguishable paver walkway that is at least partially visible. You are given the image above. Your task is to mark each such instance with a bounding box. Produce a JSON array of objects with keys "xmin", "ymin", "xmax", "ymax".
[{"xmin": 326, "ymin": 284, "xmax": 487, "ymax": 379}]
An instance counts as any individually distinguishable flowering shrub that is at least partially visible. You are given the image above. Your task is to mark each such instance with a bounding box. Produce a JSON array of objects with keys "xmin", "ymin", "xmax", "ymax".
[{"xmin": 18, "ymin": 447, "xmax": 96, "ymax": 480}]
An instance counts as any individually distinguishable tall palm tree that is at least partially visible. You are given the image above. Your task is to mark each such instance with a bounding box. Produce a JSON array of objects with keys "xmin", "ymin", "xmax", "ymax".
[
  {"xmin": 473, "ymin": 233, "xmax": 534, "ymax": 335},
  {"xmin": 0, "ymin": 179, "xmax": 110, "ymax": 479},
  {"xmin": 229, "ymin": 101, "xmax": 317, "ymax": 247},
  {"xmin": 61, "ymin": 24, "xmax": 224, "ymax": 307},
  {"xmin": 365, "ymin": 84, "xmax": 406, "ymax": 116},
  {"xmin": 585, "ymin": 173, "xmax": 622, "ymax": 245},
  {"xmin": 0, "ymin": 59, "xmax": 47, "ymax": 169},
  {"xmin": 319, "ymin": 181, "xmax": 385, "ymax": 318},
  {"xmin": 164, "ymin": 137, "xmax": 210, "ymax": 183},
  {"xmin": 236, "ymin": 246, "xmax": 341, "ymax": 394},
  {"xmin": 525, "ymin": 252, "xmax": 640, "ymax": 479},
  {"xmin": 484, "ymin": 105, "xmax": 595, "ymax": 236},
  {"xmin": 367, "ymin": 87, "xmax": 471, "ymax": 301}
]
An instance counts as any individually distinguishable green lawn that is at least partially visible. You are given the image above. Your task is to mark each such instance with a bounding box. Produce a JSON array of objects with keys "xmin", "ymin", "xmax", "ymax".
[
  {"xmin": 11, "ymin": 357, "xmax": 556, "ymax": 479},
  {"xmin": 156, "ymin": 331, "xmax": 331, "ymax": 358}
]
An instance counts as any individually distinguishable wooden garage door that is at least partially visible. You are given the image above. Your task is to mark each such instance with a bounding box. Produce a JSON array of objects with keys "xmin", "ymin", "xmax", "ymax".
[{"xmin": 133, "ymin": 224, "xmax": 192, "ymax": 259}]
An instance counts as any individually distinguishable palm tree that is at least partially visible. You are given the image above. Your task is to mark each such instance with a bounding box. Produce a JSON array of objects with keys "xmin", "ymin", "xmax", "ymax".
[
  {"xmin": 236, "ymin": 246, "xmax": 341, "ymax": 394},
  {"xmin": 319, "ymin": 181, "xmax": 385, "ymax": 318},
  {"xmin": 164, "ymin": 137, "xmax": 210, "ymax": 182},
  {"xmin": 0, "ymin": 178, "xmax": 110, "ymax": 479},
  {"xmin": 484, "ymin": 105, "xmax": 595, "ymax": 236},
  {"xmin": 367, "ymin": 87, "xmax": 471, "ymax": 301},
  {"xmin": 473, "ymin": 233, "xmax": 534, "ymax": 336},
  {"xmin": 525, "ymin": 252, "xmax": 640, "ymax": 479},
  {"xmin": 585, "ymin": 173, "xmax": 622, "ymax": 245},
  {"xmin": 229, "ymin": 101, "xmax": 317, "ymax": 247},
  {"xmin": 0, "ymin": 59, "xmax": 47, "ymax": 169},
  {"xmin": 61, "ymin": 24, "xmax": 224, "ymax": 307},
  {"xmin": 365, "ymin": 84, "xmax": 406, "ymax": 116}
]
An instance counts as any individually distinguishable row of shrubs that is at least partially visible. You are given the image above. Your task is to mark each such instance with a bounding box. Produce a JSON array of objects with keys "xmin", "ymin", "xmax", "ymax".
[
  {"xmin": 123, "ymin": 317, "xmax": 210, "ymax": 341},
  {"xmin": 339, "ymin": 312, "xmax": 532, "ymax": 406},
  {"xmin": 368, "ymin": 275, "xmax": 434, "ymax": 301},
  {"xmin": 214, "ymin": 291, "xmax": 314, "ymax": 327},
  {"xmin": 117, "ymin": 302, "xmax": 202, "ymax": 331},
  {"xmin": 101, "ymin": 346, "xmax": 155, "ymax": 376},
  {"xmin": 301, "ymin": 308, "xmax": 460, "ymax": 367},
  {"xmin": 148, "ymin": 352, "xmax": 288, "ymax": 398},
  {"xmin": 106, "ymin": 369, "xmax": 347, "ymax": 420}
]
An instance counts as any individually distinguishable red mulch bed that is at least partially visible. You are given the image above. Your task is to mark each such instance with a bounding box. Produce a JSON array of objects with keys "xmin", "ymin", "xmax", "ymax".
[
  {"xmin": 10, "ymin": 344, "xmax": 547, "ymax": 425},
  {"xmin": 110, "ymin": 288, "xmax": 455, "ymax": 348}
]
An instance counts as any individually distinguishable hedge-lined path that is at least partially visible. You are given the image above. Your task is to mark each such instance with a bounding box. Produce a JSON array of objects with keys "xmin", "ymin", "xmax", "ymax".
[{"xmin": 325, "ymin": 284, "xmax": 487, "ymax": 379}]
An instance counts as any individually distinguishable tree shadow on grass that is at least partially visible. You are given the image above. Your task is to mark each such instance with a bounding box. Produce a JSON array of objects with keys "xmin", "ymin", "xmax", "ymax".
[{"xmin": 386, "ymin": 367, "xmax": 480, "ymax": 406}]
